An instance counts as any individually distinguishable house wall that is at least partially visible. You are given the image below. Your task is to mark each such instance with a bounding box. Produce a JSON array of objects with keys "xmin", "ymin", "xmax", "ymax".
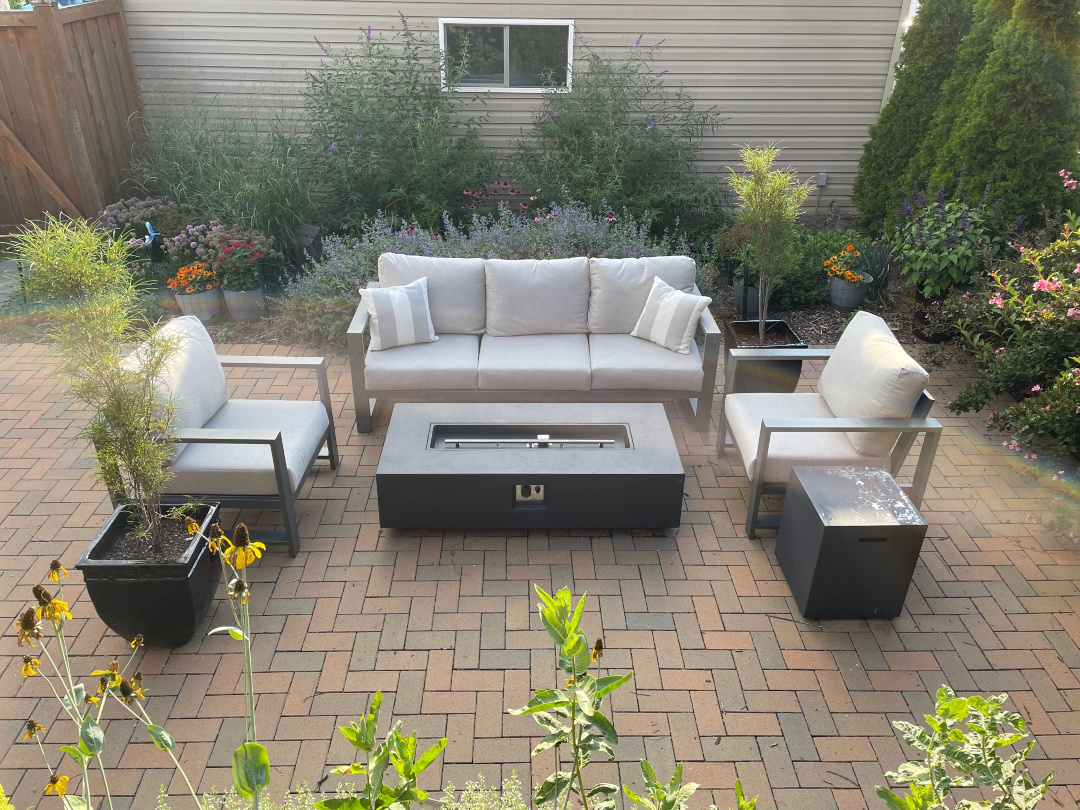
[{"xmin": 121, "ymin": 0, "xmax": 912, "ymax": 209}]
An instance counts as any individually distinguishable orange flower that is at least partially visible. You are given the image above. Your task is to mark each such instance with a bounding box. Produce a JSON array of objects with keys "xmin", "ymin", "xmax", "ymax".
[
  {"xmin": 846, "ymin": 244, "xmax": 855, "ymax": 252},
  {"xmin": 185, "ymin": 286, "xmax": 195, "ymax": 294}
]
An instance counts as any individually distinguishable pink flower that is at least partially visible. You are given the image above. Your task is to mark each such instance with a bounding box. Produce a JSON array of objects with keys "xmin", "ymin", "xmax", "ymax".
[
  {"xmin": 1031, "ymin": 385, "xmax": 1042, "ymax": 393},
  {"xmin": 990, "ymin": 293, "xmax": 1005, "ymax": 308},
  {"xmin": 1033, "ymin": 277, "xmax": 1063, "ymax": 292}
]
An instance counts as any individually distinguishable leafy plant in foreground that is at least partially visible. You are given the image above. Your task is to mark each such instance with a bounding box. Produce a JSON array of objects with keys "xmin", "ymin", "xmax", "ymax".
[
  {"xmin": 509, "ymin": 586, "xmax": 632, "ymax": 810},
  {"xmin": 876, "ymin": 685, "xmax": 1052, "ymax": 810},
  {"xmin": 315, "ymin": 691, "xmax": 447, "ymax": 810},
  {"xmin": 623, "ymin": 761, "xmax": 698, "ymax": 810}
]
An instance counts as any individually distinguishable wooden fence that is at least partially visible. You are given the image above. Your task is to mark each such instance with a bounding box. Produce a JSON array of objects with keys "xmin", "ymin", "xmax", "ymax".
[{"xmin": 0, "ymin": 0, "xmax": 142, "ymax": 233}]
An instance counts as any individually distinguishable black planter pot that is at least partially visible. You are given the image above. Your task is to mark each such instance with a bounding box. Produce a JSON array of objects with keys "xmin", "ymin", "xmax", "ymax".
[
  {"xmin": 722, "ymin": 319, "xmax": 807, "ymax": 394},
  {"xmin": 75, "ymin": 502, "xmax": 221, "ymax": 647}
]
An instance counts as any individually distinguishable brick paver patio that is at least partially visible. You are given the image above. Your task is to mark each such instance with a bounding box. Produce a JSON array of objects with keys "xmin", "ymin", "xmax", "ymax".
[{"xmin": 1, "ymin": 340, "xmax": 1078, "ymax": 810}]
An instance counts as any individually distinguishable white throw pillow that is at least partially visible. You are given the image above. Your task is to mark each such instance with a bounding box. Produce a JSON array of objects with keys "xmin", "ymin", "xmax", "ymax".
[
  {"xmin": 360, "ymin": 277, "xmax": 438, "ymax": 351},
  {"xmin": 818, "ymin": 311, "xmax": 930, "ymax": 455},
  {"xmin": 630, "ymin": 276, "xmax": 711, "ymax": 354}
]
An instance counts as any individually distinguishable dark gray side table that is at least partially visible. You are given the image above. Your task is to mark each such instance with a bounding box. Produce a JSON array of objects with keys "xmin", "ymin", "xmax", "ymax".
[{"xmin": 775, "ymin": 466, "xmax": 928, "ymax": 619}]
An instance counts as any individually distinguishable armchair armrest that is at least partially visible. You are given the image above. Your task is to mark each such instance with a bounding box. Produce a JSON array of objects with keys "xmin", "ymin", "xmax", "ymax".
[
  {"xmin": 218, "ymin": 356, "xmax": 333, "ymax": 423},
  {"xmin": 728, "ymin": 347, "xmax": 834, "ymax": 362},
  {"xmin": 171, "ymin": 428, "xmax": 292, "ymax": 497},
  {"xmin": 760, "ymin": 416, "xmax": 942, "ymax": 434}
]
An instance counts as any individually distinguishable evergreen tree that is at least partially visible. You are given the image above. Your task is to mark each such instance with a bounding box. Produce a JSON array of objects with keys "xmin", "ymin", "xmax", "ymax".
[
  {"xmin": 938, "ymin": 0, "xmax": 1080, "ymax": 224},
  {"xmin": 907, "ymin": 0, "xmax": 1015, "ymax": 192},
  {"xmin": 852, "ymin": 0, "xmax": 974, "ymax": 232}
]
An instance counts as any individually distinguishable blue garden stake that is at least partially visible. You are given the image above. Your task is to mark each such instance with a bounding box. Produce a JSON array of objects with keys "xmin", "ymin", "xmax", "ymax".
[{"xmin": 144, "ymin": 222, "xmax": 160, "ymax": 244}]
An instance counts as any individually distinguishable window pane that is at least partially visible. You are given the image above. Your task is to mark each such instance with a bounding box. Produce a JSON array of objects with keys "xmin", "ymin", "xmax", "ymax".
[
  {"xmin": 509, "ymin": 25, "xmax": 569, "ymax": 88},
  {"xmin": 446, "ymin": 24, "xmax": 505, "ymax": 86}
]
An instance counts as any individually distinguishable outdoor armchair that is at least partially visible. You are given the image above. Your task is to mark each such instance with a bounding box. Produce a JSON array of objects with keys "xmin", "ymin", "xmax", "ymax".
[{"xmin": 717, "ymin": 311, "xmax": 942, "ymax": 539}]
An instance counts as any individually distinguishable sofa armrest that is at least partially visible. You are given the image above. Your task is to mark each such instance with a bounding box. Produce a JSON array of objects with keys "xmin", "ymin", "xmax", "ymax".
[
  {"xmin": 347, "ymin": 299, "xmax": 373, "ymax": 432},
  {"xmin": 692, "ymin": 290, "xmax": 722, "ymax": 432}
]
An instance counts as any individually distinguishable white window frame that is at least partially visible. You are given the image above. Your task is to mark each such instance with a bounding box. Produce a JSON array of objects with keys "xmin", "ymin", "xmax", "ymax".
[{"xmin": 439, "ymin": 18, "xmax": 575, "ymax": 93}]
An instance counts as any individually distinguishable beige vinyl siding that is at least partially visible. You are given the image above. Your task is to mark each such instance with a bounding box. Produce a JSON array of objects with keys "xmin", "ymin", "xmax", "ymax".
[{"xmin": 123, "ymin": 0, "xmax": 910, "ymax": 209}]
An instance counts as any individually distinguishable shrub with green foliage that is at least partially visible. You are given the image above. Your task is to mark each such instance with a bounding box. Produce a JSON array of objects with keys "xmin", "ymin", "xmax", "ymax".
[
  {"xmin": 772, "ymin": 228, "xmax": 868, "ymax": 310},
  {"xmin": 305, "ymin": 19, "xmax": 498, "ymax": 230},
  {"xmin": 280, "ymin": 201, "xmax": 686, "ymax": 345},
  {"xmin": 134, "ymin": 105, "xmax": 319, "ymax": 252},
  {"xmin": 438, "ymin": 774, "xmax": 529, "ymax": 810},
  {"xmin": 510, "ymin": 39, "xmax": 728, "ymax": 240},
  {"xmin": 852, "ymin": 0, "xmax": 974, "ymax": 233},
  {"xmin": 936, "ymin": 0, "xmax": 1080, "ymax": 225}
]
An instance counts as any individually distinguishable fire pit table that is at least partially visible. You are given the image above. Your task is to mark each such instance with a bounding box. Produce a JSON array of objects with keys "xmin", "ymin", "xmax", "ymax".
[{"xmin": 376, "ymin": 402, "xmax": 685, "ymax": 529}]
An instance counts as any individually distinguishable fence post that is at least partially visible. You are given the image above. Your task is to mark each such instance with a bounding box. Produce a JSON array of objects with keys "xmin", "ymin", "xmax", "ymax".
[{"xmin": 31, "ymin": 0, "xmax": 103, "ymax": 216}]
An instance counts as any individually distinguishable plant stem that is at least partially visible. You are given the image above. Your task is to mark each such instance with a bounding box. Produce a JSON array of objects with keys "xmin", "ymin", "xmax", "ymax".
[
  {"xmin": 134, "ymin": 702, "xmax": 202, "ymax": 810},
  {"xmin": 96, "ymin": 756, "xmax": 116, "ymax": 810}
]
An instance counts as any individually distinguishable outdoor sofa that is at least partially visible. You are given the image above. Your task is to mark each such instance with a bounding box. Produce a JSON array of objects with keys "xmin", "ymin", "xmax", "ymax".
[{"xmin": 347, "ymin": 253, "xmax": 721, "ymax": 432}]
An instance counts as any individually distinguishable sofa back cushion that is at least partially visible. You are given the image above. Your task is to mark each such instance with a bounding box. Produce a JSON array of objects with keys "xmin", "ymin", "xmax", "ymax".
[
  {"xmin": 156, "ymin": 316, "xmax": 230, "ymax": 430},
  {"xmin": 378, "ymin": 253, "xmax": 485, "ymax": 335},
  {"xmin": 485, "ymin": 257, "xmax": 590, "ymax": 336},
  {"xmin": 588, "ymin": 256, "xmax": 697, "ymax": 333},
  {"xmin": 818, "ymin": 311, "xmax": 930, "ymax": 456}
]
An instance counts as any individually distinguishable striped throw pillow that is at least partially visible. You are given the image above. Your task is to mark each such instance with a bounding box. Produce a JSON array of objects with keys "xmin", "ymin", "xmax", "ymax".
[
  {"xmin": 630, "ymin": 276, "xmax": 712, "ymax": 354},
  {"xmin": 360, "ymin": 277, "xmax": 439, "ymax": 351}
]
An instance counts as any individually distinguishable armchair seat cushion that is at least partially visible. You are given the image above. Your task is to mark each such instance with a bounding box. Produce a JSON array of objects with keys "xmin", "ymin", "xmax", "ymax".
[
  {"xmin": 589, "ymin": 334, "xmax": 704, "ymax": 391},
  {"xmin": 167, "ymin": 399, "xmax": 329, "ymax": 496},
  {"xmin": 726, "ymin": 392, "xmax": 890, "ymax": 484},
  {"xmin": 478, "ymin": 334, "xmax": 591, "ymax": 390},
  {"xmin": 365, "ymin": 334, "xmax": 479, "ymax": 391}
]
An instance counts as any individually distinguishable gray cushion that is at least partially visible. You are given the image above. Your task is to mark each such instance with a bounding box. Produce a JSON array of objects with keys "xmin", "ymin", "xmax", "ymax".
[
  {"xmin": 378, "ymin": 253, "xmax": 486, "ymax": 335},
  {"xmin": 361, "ymin": 277, "xmax": 438, "ymax": 351},
  {"xmin": 478, "ymin": 334, "xmax": 591, "ymax": 391},
  {"xmin": 588, "ymin": 256, "xmax": 697, "ymax": 333},
  {"xmin": 726, "ymin": 392, "xmax": 890, "ymax": 484},
  {"xmin": 589, "ymin": 334, "xmax": 704, "ymax": 391},
  {"xmin": 156, "ymin": 316, "xmax": 229, "ymax": 432},
  {"xmin": 365, "ymin": 334, "xmax": 479, "ymax": 391},
  {"xmin": 166, "ymin": 399, "xmax": 329, "ymax": 496},
  {"xmin": 485, "ymin": 258, "xmax": 590, "ymax": 336}
]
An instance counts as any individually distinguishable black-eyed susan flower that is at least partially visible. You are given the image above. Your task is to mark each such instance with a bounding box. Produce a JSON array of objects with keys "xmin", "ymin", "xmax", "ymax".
[
  {"xmin": 223, "ymin": 524, "xmax": 265, "ymax": 570},
  {"xmin": 47, "ymin": 560, "xmax": 67, "ymax": 583},
  {"xmin": 185, "ymin": 516, "xmax": 199, "ymax": 536},
  {"xmin": 228, "ymin": 578, "xmax": 251, "ymax": 605},
  {"xmin": 21, "ymin": 655, "xmax": 40, "ymax": 678},
  {"xmin": 32, "ymin": 585, "xmax": 71, "ymax": 626},
  {"xmin": 83, "ymin": 694, "xmax": 100, "ymax": 706},
  {"xmin": 15, "ymin": 609, "xmax": 42, "ymax": 647},
  {"xmin": 591, "ymin": 637, "xmax": 604, "ymax": 663},
  {"xmin": 24, "ymin": 719, "xmax": 46, "ymax": 740},
  {"xmin": 97, "ymin": 675, "xmax": 110, "ymax": 695},
  {"xmin": 130, "ymin": 633, "xmax": 144, "ymax": 649},
  {"xmin": 208, "ymin": 523, "xmax": 226, "ymax": 554},
  {"xmin": 92, "ymin": 661, "xmax": 120, "ymax": 692},
  {"xmin": 117, "ymin": 676, "xmax": 146, "ymax": 705},
  {"xmin": 44, "ymin": 774, "xmax": 69, "ymax": 796}
]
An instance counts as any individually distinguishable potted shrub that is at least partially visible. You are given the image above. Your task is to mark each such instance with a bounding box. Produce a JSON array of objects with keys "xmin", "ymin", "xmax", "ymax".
[
  {"xmin": 723, "ymin": 144, "xmax": 813, "ymax": 393},
  {"xmin": 9, "ymin": 219, "xmax": 223, "ymax": 646},
  {"xmin": 826, "ymin": 244, "xmax": 872, "ymax": 310},
  {"xmin": 216, "ymin": 237, "xmax": 268, "ymax": 320},
  {"xmin": 166, "ymin": 261, "xmax": 222, "ymax": 322}
]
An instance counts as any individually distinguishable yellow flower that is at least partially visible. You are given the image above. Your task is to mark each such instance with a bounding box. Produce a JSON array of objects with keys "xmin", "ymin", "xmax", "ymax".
[
  {"xmin": 14, "ymin": 608, "xmax": 42, "ymax": 647},
  {"xmin": 47, "ymin": 560, "xmax": 67, "ymax": 582},
  {"xmin": 92, "ymin": 660, "xmax": 121, "ymax": 691},
  {"xmin": 223, "ymin": 524, "xmax": 265, "ymax": 570},
  {"xmin": 24, "ymin": 719, "xmax": 46, "ymax": 740},
  {"xmin": 32, "ymin": 585, "xmax": 71, "ymax": 626},
  {"xmin": 21, "ymin": 655, "xmax": 40, "ymax": 677},
  {"xmin": 130, "ymin": 633, "xmax": 145, "ymax": 649},
  {"xmin": 117, "ymin": 676, "xmax": 147, "ymax": 705},
  {"xmin": 228, "ymin": 577, "xmax": 251, "ymax": 605},
  {"xmin": 44, "ymin": 774, "xmax": 69, "ymax": 797},
  {"xmin": 208, "ymin": 523, "xmax": 226, "ymax": 554},
  {"xmin": 185, "ymin": 517, "xmax": 199, "ymax": 536},
  {"xmin": 591, "ymin": 637, "xmax": 604, "ymax": 663},
  {"xmin": 84, "ymin": 694, "xmax": 100, "ymax": 706}
]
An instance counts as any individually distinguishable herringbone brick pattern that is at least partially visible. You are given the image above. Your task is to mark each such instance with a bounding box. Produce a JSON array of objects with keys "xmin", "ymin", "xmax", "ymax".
[{"xmin": 0, "ymin": 340, "xmax": 1078, "ymax": 810}]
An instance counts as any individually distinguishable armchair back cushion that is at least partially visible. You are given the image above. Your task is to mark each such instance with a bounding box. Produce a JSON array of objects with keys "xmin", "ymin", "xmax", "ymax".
[
  {"xmin": 156, "ymin": 316, "xmax": 229, "ymax": 431},
  {"xmin": 818, "ymin": 311, "xmax": 929, "ymax": 456},
  {"xmin": 378, "ymin": 253, "xmax": 486, "ymax": 335},
  {"xmin": 485, "ymin": 257, "xmax": 590, "ymax": 336},
  {"xmin": 588, "ymin": 256, "xmax": 697, "ymax": 333}
]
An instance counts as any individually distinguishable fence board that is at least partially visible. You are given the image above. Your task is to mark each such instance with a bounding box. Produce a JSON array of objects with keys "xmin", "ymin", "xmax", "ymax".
[{"xmin": 0, "ymin": 0, "xmax": 142, "ymax": 232}]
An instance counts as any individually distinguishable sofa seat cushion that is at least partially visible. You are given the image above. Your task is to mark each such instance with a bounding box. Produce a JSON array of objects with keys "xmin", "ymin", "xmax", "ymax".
[
  {"xmin": 166, "ymin": 399, "xmax": 329, "ymax": 496},
  {"xmin": 365, "ymin": 334, "xmax": 479, "ymax": 391},
  {"xmin": 485, "ymin": 258, "xmax": 590, "ymax": 336},
  {"xmin": 589, "ymin": 256, "xmax": 697, "ymax": 333},
  {"xmin": 478, "ymin": 334, "xmax": 591, "ymax": 391},
  {"xmin": 589, "ymin": 334, "xmax": 703, "ymax": 391},
  {"xmin": 726, "ymin": 392, "xmax": 890, "ymax": 484},
  {"xmin": 378, "ymin": 253, "xmax": 486, "ymax": 335}
]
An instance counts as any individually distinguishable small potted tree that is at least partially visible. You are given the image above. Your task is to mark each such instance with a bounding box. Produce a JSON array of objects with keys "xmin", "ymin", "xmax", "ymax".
[
  {"xmin": 11, "ymin": 218, "xmax": 221, "ymax": 646},
  {"xmin": 723, "ymin": 144, "xmax": 813, "ymax": 393}
]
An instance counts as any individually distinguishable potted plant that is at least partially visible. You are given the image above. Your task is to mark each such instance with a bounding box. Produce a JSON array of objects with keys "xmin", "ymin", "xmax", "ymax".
[
  {"xmin": 216, "ymin": 237, "xmax": 267, "ymax": 320},
  {"xmin": 167, "ymin": 261, "xmax": 222, "ymax": 322},
  {"xmin": 10, "ymin": 218, "xmax": 223, "ymax": 646},
  {"xmin": 826, "ymin": 244, "xmax": 872, "ymax": 310},
  {"xmin": 723, "ymin": 144, "xmax": 813, "ymax": 393}
]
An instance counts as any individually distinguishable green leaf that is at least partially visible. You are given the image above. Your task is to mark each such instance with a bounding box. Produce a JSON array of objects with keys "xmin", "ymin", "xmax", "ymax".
[
  {"xmin": 146, "ymin": 724, "xmax": 175, "ymax": 752},
  {"xmin": 589, "ymin": 709, "xmax": 619, "ymax": 746},
  {"xmin": 531, "ymin": 730, "xmax": 570, "ymax": 757},
  {"xmin": 232, "ymin": 742, "xmax": 271, "ymax": 799},
  {"xmin": 622, "ymin": 786, "xmax": 649, "ymax": 810},
  {"xmin": 59, "ymin": 745, "xmax": 87, "ymax": 765},
  {"xmin": 595, "ymin": 671, "xmax": 633, "ymax": 698},
  {"xmin": 413, "ymin": 737, "xmax": 447, "ymax": 773},
  {"xmin": 641, "ymin": 758, "xmax": 657, "ymax": 785},
  {"xmin": 62, "ymin": 797, "xmax": 92, "ymax": 810},
  {"xmin": 209, "ymin": 625, "xmax": 248, "ymax": 641},
  {"xmin": 567, "ymin": 591, "xmax": 586, "ymax": 637},
  {"xmin": 574, "ymin": 676, "xmax": 597, "ymax": 717},
  {"xmin": 587, "ymin": 784, "xmax": 619, "ymax": 796},
  {"xmin": 534, "ymin": 772, "xmax": 573, "ymax": 805},
  {"xmin": 314, "ymin": 799, "xmax": 367, "ymax": 810},
  {"xmin": 79, "ymin": 716, "xmax": 105, "ymax": 756}
]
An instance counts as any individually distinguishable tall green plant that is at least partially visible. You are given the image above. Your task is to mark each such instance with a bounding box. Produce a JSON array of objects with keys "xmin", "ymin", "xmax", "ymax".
[
  {"xmin": 935, "ymin": 0, "xmax": 1080, "ymax": 225},
  {"xmin": 727, "ymin": 144, "xmax": 813, "ymax": 341},
  {"xmin": 305, "ymin": 19, "xmax": 498, "ymax": 229},
  {"xmin": 510, "ymin": 40, "xmax": 728, "ymax": 239},
  {"xmin": 852, "ymin": 0, "xmax": 975, "ymax": 233},
  {"xmin": 509, "ymin": 586, "xmax": 632, "ymax": 810}
]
